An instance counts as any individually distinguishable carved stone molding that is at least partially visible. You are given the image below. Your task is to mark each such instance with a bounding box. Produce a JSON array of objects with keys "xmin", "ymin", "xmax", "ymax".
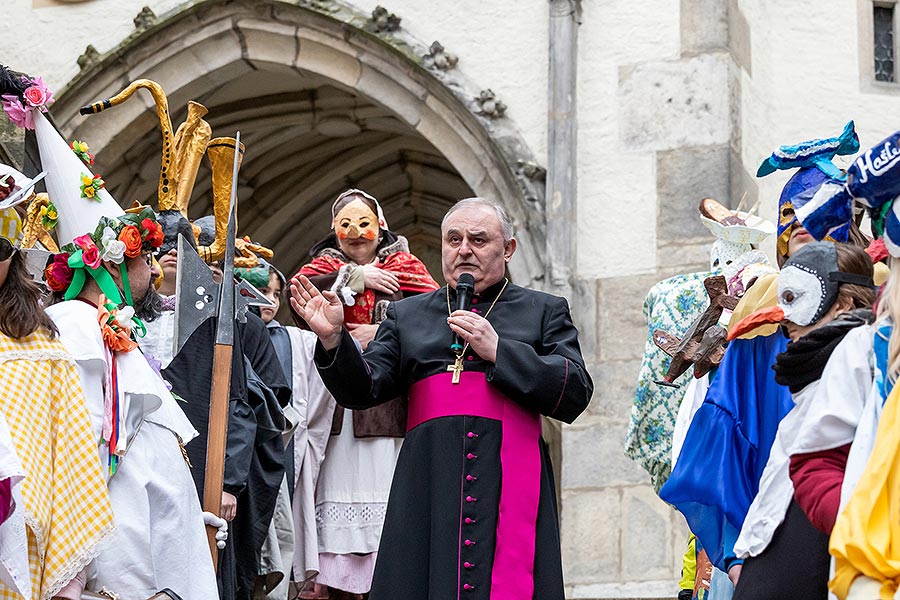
[
  {"xmin": 517, "ymin": 160, "xmax": 547, "ymax": 182},
  {"xmin": 365, "ymin": 6, "xmax": 401, "ymax": 34},
  {"xmin": 133, "ymin": 6, "xmax": 157, "ymax": 31},
  {"xmin": 422, "ymin": 41, "xmax": 458, "ymax": 71},
  {"xmin": 76, "ymin": 45, "xmax": 100, "ymax": 71},
  {"xmin": 297, "ymin": 0, "xmax": 338, "ymax": 13},
  {"xmin": 549, "ymin": 0, "xmax": 582, "ymax": 21},
  {"xmin": 474, "ymin": 89, "xmax": 507, "ymax": 119}
]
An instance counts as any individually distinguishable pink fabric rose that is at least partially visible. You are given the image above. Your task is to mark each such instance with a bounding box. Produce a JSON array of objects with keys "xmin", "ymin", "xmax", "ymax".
[
  {"xmin": 1, "ymin": 95, "xmax": 33, "ymax": 130},
  {"xmin": 22, "ymin": 77, "xmax": 52, "ymax": 109},
  {"xmin": 73, "ymin": 234, "xmax": 101, "ymax": 269}
]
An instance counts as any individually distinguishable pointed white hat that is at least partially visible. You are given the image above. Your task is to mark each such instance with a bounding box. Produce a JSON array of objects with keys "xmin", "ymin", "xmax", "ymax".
[{"xmin": 33, "ymin": 111, "xmax": 124, "ymax": 247}]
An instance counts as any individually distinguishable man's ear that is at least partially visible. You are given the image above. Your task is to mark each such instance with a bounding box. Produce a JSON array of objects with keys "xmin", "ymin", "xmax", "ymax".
[
  {"xmin": 504, "ymin": 238, "xmax": 517, "ymax": 262},
  {"xmin": 104, "ymin": 260, "xmax": 123, "ymax": 287}
]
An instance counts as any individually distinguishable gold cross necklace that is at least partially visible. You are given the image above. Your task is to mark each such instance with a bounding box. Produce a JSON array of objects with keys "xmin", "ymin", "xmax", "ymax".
[{"xmin": 446, "ymin": 277, "xmax": 509, "ymax": 384}]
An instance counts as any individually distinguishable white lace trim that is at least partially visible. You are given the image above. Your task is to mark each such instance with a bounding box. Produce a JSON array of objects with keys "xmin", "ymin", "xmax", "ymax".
[
  {"xmin": 0, "ymin": 349, "xmax": 74, "ymax": 365},
  {"xmin": 24, "ymin": 510, "xmax": 116, "ymax": 600},
  {"xmin": 315, "ymin": 501, "xmax": 388, "ymax": 527}
]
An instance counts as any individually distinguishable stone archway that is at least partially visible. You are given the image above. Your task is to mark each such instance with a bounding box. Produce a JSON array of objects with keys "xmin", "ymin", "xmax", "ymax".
[{"xmin": 49, "ymin": 0, "xmax": 548, "ymax": 283}]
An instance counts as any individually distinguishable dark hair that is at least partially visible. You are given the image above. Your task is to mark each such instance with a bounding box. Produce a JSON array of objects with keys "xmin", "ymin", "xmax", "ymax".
[
  {"xmin": 834, "ymin": 243, "xmax": 877, "ymax": 310},
  {"xmin": 0, "ymin": 252, "xmax": 58, "ymax": 339}
]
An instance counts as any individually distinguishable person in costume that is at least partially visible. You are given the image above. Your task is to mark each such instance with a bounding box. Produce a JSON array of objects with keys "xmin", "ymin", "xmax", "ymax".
[
  {"xmin": 289, "ymin": 189, "xmax": 438, "ymax": 599},
  {"xmin": 722, "ymin": 243, "xmax": 877, "ymax": 600},
  {"xmin": 782, "ymin": 127, "xmax": 900, "ymax": 600},
  {"xmin": 234, "ymin": 260, "xmax": 337, "ymax": 599},
  {"xmin": 13, "ymin": 88, "xmax": 222, "ymax": 597},
  {"xmin": 75, "ymin": 77, "xmax": 289, "ymax": 600},
  {"xmin": 660, "ymin": 123, "xmax": 865, "ymax": 590},
  {"xmin": 627, "ymin": 197, "xmax": 775, "ymax": 493},
  {"xmin": 0, "ymin": 163, "xmax": 115, "ymax": 600},
  {"xmin": 290, "ymin": 197, "xmax": 592, "ymax": 600}
]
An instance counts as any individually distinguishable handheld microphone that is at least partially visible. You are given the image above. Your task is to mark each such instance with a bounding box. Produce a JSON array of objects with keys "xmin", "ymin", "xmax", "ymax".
[{"xmin": 450, "ymin": 273, "xmax": 475, "ymax": 353}]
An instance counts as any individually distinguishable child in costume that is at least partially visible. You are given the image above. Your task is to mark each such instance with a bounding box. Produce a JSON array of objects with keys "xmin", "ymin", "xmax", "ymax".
[{"xmin": 289, "ymin": 189, "xmax": 438, "ymax": 599}]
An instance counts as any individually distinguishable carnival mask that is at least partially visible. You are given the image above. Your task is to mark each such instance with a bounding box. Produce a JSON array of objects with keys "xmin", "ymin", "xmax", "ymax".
[
  {"xmin": 779, "ymin": 242, "xmax": 871, "ymax": 326},
  {"xmin": 333, "ymin": 199, "xmax": 379, "ymax": 241},
  {"xmin": 777, "ymin": 168, "xmax": 849, "ymax": 257}
]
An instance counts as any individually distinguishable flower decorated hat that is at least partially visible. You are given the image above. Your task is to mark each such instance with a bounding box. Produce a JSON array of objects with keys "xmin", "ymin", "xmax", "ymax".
[{"xmin": 9, "ymin": 97, "xmax": 165, "ymax": 305}]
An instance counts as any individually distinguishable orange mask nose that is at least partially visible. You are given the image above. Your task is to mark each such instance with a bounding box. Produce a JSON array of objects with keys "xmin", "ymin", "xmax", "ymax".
[{"xmin": 727, "ymin": 306, "xmax": 785, "ymax": 341}]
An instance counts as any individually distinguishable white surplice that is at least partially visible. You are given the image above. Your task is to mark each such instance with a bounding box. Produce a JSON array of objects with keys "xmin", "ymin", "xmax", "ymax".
[
  {"xmin": 47, "ymin": 301, "xmax": 218, "ymax": 600},
  {"xmin": 287, "ymin": 327, "xmax": 336, "ymax": 583}
]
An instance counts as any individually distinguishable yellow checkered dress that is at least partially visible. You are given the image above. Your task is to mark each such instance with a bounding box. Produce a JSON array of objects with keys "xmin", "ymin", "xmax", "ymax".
[{"xmin": 0, "ymin": 331, "xmax": 114, "ymax": 600}]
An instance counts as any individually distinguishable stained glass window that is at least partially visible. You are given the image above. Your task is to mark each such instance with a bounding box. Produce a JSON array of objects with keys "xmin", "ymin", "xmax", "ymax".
[{"xmin": 875, "ymin": 5, "xmax": 895, "ymax": 82}]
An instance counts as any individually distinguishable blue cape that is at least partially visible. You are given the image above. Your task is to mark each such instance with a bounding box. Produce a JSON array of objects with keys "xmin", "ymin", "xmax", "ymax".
[{"xmin": 660, "ymin": 332, "xmax": 793, "ymax": 570}]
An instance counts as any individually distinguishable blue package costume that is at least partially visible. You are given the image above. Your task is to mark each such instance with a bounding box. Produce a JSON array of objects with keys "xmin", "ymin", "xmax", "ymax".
[{"xmin": 660, "ymin": 332, "xmax": 793, "ymax": 570}]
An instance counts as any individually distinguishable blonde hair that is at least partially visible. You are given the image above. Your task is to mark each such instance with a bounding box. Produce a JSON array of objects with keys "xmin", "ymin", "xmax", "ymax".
[{"xmin": 877, "ymin": 257, "xmax": 900, "ymax": 386}]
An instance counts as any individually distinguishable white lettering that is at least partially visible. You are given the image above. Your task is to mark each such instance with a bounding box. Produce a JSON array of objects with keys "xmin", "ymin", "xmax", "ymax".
[{"xmin": 856, "ymin": 140, "xmax": 900, "ymax": 184}]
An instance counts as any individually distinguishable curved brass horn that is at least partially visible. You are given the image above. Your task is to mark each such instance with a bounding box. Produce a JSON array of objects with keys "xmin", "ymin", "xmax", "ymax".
[
  {"xmin": 172, "ymin": 101, "xmax": 212, "ymax": 216},
  {"xmin": 21, "ymin": 193, "xmax": 59, "ymax": 252},
  {"xmin": 80, "ymin": 79, "xmax": 178, "ymax": 211},
  {"xmin": 199, "ymin": 137, "xmax": 244, "ymax": 263}
]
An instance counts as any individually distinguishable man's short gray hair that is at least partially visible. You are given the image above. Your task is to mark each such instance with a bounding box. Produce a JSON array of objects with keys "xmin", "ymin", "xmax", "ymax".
[{"xmin": 441, "ymin": 197, "xmax": 515, "ymax": 242}]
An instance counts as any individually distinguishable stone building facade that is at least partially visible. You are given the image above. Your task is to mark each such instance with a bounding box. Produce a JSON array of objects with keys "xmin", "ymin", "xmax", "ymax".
[{"xmin": 4, "ymin": 0, "xmax": 900, "ymax": 598}]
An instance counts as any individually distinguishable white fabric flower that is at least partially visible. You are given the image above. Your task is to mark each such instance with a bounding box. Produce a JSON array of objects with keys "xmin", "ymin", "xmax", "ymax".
[
  {"xmin": 101, "ymin": 238, "xmax": 126, "ymax": 264},
  {"xmin": 114, "ymin": 305, "xmax": 135, "ymax": 328}
]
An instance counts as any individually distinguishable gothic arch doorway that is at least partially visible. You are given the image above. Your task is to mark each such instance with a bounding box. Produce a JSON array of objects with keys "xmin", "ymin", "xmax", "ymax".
[{"xmin": 49, "ymin": 0, "xmax": 547, "ymax": 283}]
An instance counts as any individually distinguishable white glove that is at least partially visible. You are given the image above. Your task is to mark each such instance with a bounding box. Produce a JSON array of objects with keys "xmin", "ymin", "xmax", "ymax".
[{"xmin": 202, "ymin": 511, "xmax": 229, "ymax": 549}]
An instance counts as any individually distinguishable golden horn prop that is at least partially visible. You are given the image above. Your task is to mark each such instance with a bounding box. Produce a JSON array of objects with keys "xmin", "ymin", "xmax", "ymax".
[
  {"xmin": 172, "ymin": 101, "xmax": 212, "ymax": 216},
  {"xmin": 199, "ymin": 137, "xmax": 244, "ymax": 263},
  {"xmin": 21, "ymin": 193, "xmax": 59, "ymax": 252},
  {"xmin": 234, "ymin": 237, "xmax": 274, "ymax": 269},
  {"xmin": 80, "ymin": 79, "xmax": 177, "ymax": 211}
]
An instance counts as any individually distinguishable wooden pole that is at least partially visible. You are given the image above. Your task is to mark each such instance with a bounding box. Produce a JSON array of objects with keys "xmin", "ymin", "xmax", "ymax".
[{"xmin": 202, "ymin": 342, "xmax": 233, "ymax": 566}]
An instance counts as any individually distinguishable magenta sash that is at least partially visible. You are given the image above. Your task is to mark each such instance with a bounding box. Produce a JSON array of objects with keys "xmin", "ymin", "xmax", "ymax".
[{"xmin": 408, "ymin": 372, "xmax": 542, "ymax": 600}]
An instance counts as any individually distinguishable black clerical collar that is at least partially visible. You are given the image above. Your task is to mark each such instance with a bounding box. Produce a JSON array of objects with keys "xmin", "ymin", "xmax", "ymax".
[{"xmin": 448, "ymin": 277, "xmax": 508, "ymax": 303}]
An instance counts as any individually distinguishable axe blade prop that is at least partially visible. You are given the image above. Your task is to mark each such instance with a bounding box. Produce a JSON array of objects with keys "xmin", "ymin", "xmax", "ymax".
[
  {"xmin": 172, "ymin": 233, "xmax": 219, "ymax": 357},
  {"xmin": 235, "ymin": 278, "xmax": 275, "ymax": 323},
  {"xmin": 202, "ymin": 131, "xmax": 241, "ymax": 567},
  {"xmin": 171, "ymin": 133, "xmax": 248, "ymax": 566}
]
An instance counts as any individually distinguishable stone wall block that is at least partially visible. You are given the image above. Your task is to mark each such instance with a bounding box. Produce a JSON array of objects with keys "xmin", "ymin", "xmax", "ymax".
[
  {"xmin": 728, "ymin": 0, "xmax": 752, "ymax": 75},
  {"xmin": 569, "ymin": 277, "xmax": 599, "ymax": 362},
  {"xmin": 656, "ymin": 144, "xmax": 731, "ymax": 242},
  {"xmin": 618, "ymin": 53, "xmax": 731, "ymax": 152},
  {"xmin": 560, "ymin": 488, "xmax": 621, "ymax": 583},
  {"xmin": 597, "ymin": 273, "xmax": 661, "ymax": 363},
  {"xmin": 680, "ymin": 0, "xmax": 728, "ymax": 54},
  {"xmin": 237, "ymin": 18, "xmax": 301, "ymax": 68},
  {"xmin": 296, "ymin": 39, "xmax": 362, "ymax": 88},
  {"xmin": 585, "ymin": 359, "xmax": 642, "ymax": 421},
  {"xmin": 621, "ymin": 485, "xmax": 674, "ymax": 581},
  {"xmin": 670, "ymin": 508, "xmax": 692, "ymax": 575},
  {"xmin": 656, "ymin": 240, "xmax": 712, "ymax": 273},
  {"xmin": 356, "ymin": 64, "xmax": 424, "ymax": 127},
  {"xmin": 562, "ymin": 423, "xmax": 650, "ymax": 489}
]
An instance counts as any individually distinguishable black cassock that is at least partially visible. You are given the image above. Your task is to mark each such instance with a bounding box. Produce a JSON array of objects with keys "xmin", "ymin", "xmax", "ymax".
[
  {"xmin": 163, "ymin": 312, "xmax": 290, "ymax": 600},
  {"xmin": 314, "ymin": 280, "xmax": 592, "ymax": 600}
]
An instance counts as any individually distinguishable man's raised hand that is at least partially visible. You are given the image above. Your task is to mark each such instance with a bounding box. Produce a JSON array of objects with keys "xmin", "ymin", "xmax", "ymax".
[{"xmin": 290, "ymin": 275, "xmax": 344, "ymax": 350}]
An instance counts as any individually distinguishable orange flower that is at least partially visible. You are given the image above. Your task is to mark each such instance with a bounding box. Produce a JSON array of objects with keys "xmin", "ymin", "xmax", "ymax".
[
  {"xmin": 118, "ymin": 225, "xmax": 143, "ymax": 258},
  {"xmin": 97, "ymin": 303, "xmax": 138, "ymax": 353}
]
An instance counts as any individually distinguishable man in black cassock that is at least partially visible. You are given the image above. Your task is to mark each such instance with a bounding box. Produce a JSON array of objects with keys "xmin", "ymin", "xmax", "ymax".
[{"xmin": 290, "ymin": 198, "xmax": 592, "ymax": 600}]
